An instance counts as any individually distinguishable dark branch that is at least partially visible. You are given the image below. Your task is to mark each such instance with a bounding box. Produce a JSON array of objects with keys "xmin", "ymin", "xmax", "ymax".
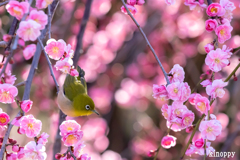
[{"xmin": 72, "ymin": 0, "xmax": 93, "ymax": 67}]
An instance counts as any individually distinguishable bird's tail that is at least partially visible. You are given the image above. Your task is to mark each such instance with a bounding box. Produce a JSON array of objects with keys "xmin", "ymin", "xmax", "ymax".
[{"xmin": 77, "ymin": 66, "xmax": 85, "ymax": 78}]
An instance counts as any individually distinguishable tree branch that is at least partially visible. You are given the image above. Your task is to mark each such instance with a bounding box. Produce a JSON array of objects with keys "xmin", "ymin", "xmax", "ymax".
[
  {"xmin": 72, "ymin": 0, "xmax": 93, "ymax": 67},
  {"xmin": 0, "ymin": 0, "xmax": 8, "ymax": 7},
  {"xmin": 121, "ymin": 0, "xmax": 170, "ymax": 85},
  {"xmin": 37, "ymin": 38, "xmax": 59, "ymax": 94}
]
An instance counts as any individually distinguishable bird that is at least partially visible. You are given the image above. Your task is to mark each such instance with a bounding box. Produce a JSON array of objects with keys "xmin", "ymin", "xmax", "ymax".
[{"xmin": 57, "ymin": 66, "xmax": 99, "ymax": 117}]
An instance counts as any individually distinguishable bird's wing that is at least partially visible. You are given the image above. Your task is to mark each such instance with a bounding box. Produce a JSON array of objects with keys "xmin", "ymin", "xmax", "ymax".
[{"xmin": 63, "ymin": 74, "xmax": 87, "ymax": 101}]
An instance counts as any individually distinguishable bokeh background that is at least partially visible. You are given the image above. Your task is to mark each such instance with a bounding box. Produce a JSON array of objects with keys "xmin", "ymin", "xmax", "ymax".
[{"xmin": 1, "ymin": 0, "xmax": 240, "ymax": 159}]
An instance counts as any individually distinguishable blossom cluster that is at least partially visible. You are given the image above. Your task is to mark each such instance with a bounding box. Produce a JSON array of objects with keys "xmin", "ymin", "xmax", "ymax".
[
  {"xmin": 44, "ymin": 38, "xmax": 79, "ymax": 76},
  {"xmin": 121, "ymin": 0, "xmax": 145, "ymax": 15},
  {"xmin": 56, "ymin": 120, "xmax": 91, "ymax": 160}
]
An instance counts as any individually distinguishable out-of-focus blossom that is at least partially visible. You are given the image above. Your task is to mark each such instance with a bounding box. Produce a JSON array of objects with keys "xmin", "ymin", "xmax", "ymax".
[
  {"xmin": 54, "ymin": 57, "xmax": 73, "ymax": 74},
  {"xmin": 184, "ymin": 0, "xmax": 207, "ymax": 10},
  {"xmin": 166, "ymin": 82, "xmax": 191, "ymax": 102},
  {"xmin": 17, "ymin": 20, "xmax": 41, "ymax": 41},
  {"xmin": 220, "ymin": 0, "xmax": 236, "ymax": 21},
  {"xmin": 17, "ymin": 147, "xmax": 25, "ymax": 159},
  {"xmin": 215, "ymin": 24, "xmax": 233, "ymax": 44},
  {"xmin": 28, "ymin": 10, "xmax": 48, "ymax": 30},
  {"xmin": 152, "ymin": 84, "xmax": 168, "ymax": 101},
  {"xmin": 3, "ymin": 34, "xmax": 12, "ymax": 42},
  {"xmin": 121, "ymin": 4, "xmax": 137, "ymax": 15},
  {"xmin": 204, "ymin": 43, "xmax": 214, "ymax": 53},
  {"xmin": 127, "ymin": 0, "xmax": 136, "ymax": 5},
  {"xmin": 205, "ymin": 19, "xmax": 218, "ymax": 32},
  {"xmin": 6, "ymin": 1, "xmax": 29, "ymax": 20},
  {"xmin": 20, "ymin": 99, "xmax": 33, "ymax": 113},
  {"xmin": 200, "ymin": 79, "xmax": 212, "ymax": 87},
  {"xmin": 0, "ymin": 110, "xmax": 10, "ymax": 126},
  {"xmin": 206, "ymin": 79, "xmax": 228, "ymax": 98},
  {"xmin": 73, "ymin": 141, "xmax": 86, "ymax": 158},
  {"xmin": 165, "ymin": 0, "xmax": 176, "ymax": 5},
  {"xmin": 189, "ymin": 93, "xmax": 210, "ymax": 114},
  {"xmin": 36, "ymin": 0, "xmax": 53, "ymax": 9},
  {"xmin": 0, "ymin": 83, "xmax": 18, "ymax": 104},
  {"xmin": 182, "ymin": 110, "xmax": 195, "ymax": 126},
  {"xmin": 12, "ymin": 144, "xmax": 20, "ymax": 152},
  {"xmin": 206, "ymin": 3, "xmax": 225, "ymax": 17},
  {"xmin": 80, "ymin": 154, "xmax": 91, "ymax": 160},
  {"xmin": 199, "ymin": 120, "xmax": 222, "ymax": 141},
  {"xmin": 161, "ymin": 135, "xmax": 177, "ymax": 149},
  {"xmin": 168, "ymin": 64, "xmax": 185, "ymax": 83},
  {"xmin": 6, "ymin": 153, "xmax": 17, "ymax": 160},
  {"xmin": 24, "ymin": 141, "xmax": 47, "ymax": 160},
  {"xmin": 205, "ymin": 48, "xmax": 230, "ymax": 72},
  {"xmin": 60, "ymin": 120, "xmax": 83, "ymax": 146},
  {"xmin": 45, "ymin": 39, "xmax": 66, "ymax": 60},
  {"xmin": 186, "ymin": 141, "xmax": 215, "ymax": 156},
  {"xmin": 70, "ymin": 69, "xmax": 79, "ymax": 77},
  {"xmin": 1, "ymin": 70, "xmax": 17, "ymax": 85},
  {"xmin": 23, "ymin": 44, "xmax": 36, "ymax": 60},
  {"xmin": 38, "ymin": 132, "xmax": 49, "ymax": 145},
  {"xmin": 19, "ymin": 114, "xmax": 42, "ymax": 138},
  {"xmin": 136, "ymin": 0, "xmax": 145, "ymax": 5}
]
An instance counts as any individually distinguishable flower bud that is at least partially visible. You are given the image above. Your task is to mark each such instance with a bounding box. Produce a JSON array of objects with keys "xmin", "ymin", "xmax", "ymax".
[
  {"xmin": 9, "ymin": 58, "xmax": 14, "ymax": 64},
  {"xmin": 147, "ymin": 150, "xmax": 156, "ymax": 157},
  {"xmin": 234, "ymin": 76, "xmax": 238, "ymax": 81},
  {"xmin": 0, "ymin": 138, "xmax": 3, "ymax": 143},
  {"xmin": 194, "ymin": 138, "xmax": 204, "ymax": 148},
  {"xmin": 186, "ymin": 125, "xmax": 194, "ymax": 133},
  {"xmin": 12, "ymin": 144, "xmax": 19, "ymax": 152},
  {"xmin": 20, "ymin": 100, "xmax": 33, "ymax": 113},
  {"xmin": 55, "ymin": 153, "xmax": 63, "ymax": 159}
]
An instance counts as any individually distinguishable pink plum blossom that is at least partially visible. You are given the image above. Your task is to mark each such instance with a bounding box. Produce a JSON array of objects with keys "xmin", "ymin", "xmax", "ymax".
[
  {"xmin": 3, "ymin": 34, "xmax": 12, "ymax": 42},
  {"xmin": 45, "ymin": 39, "xmax": 66, "ymax": 60},
  {"xmin": 200, "ymin": 79, "xmax": 212, "ymax": 87},
  {"xmin": 127, "ymin": 0, "xmax": 136, "ymax": 5},
  {"xmin": 152, "ymin": 84, "xmax": 168, "ymax": 101},
  {"xmin": 17, "ymin": 147, "xmax": 25, "ymax": 159},
  {"xmin": 64, "ymin": 44, "xmax": 74, "ymax": 58},
  {"xmin": 38, "ymin": 132, "xmax": 49, "ymax": 145},
  {"xmin": 205, "ymin": 19, "xmax": 218, "ymax": 32},
  {"xmin": 60, "ymin": 120, "xmax": 81, "ymax": 136},
  {"xmin": 205, "ymin": 48, "xmax": 230, "ymax": 72},
  {"xmin": 36, "ymin": 0, "xmax": 53, "ymax": 9},
  {"xmin": 161, "ymin": 103, "xmax": 172, "ymax": 121},
  {"xmin": 28, "ymin": 10, "xmax": 48, "ymax": 30},
  {"xmin": 220, "ymin": 0, "xmax": 236, "ymax": 21},
  {"xmin": 80, "ymin": 154, "xmax": 91, "ymax": 160},
  {"xmin": 204, "ymin": 43, "xmax": 214, "ymax": 53},
  {"xmin": 23, "ymin": 44, "xmax": 36, "ymax": 60},
  {"xmin": 184, "ymin": 0, "xmax": 207, "ymax": 10},
  {"xmin": 6, "ymin": 1, "xmax": 29, "ymax": 20},
  {"xmin": 199, "ymin": 120, "xmax": 222, "ymax": 141},
  {"xmin": 194, "ymin": 138, "xmax": 204, "ymax": 149},
  {"xmin": 121, "ymin": 5, "xmax": 137, "ymax": 15},
  {"xmin": 161, "ymin": 135, "xmax": 177, "ymax": 149},
  {"xmin": 189, "ymin": 94, "xmax": 210, "ymax": 114},
  {"xmin": 19, "ymin": 114, "xmax": 42, "ymax": 138},
  {"xmin": 0, "ymin": 83, "xmax": 18, "ymax": 104},
  {"xmin": 24, "ymin": 141, "xmax": 47, "ymax": 160},
  {"xmin": 70, "ymin": 69, "xmax": 79, "ymax": 77},
  {"xmin": 73, "ymin": 141, "xmax": 86, "ymax": 158},
  {"xmin": 54, "ymin": 57, "xmax": 73, "ymax": 74},
  {"xmin": 11, "ymin": 116, "xmax": 22, "ymax": 127},
  {"xmin": 16, "ymin": 20, "xmax": 41, "ymax": 41},
  {"xmin": 166, "ymin": 82, "xmax": 191, "ymax": 102},
  {"xmin": 206, "ymin": 79, "xmax": 228, "ymax": 98},
  {"xmin": 20, "ymin": 99, "xmax": 33, "ymax": 113},
  {"xmin": 215, "ymin": 24, "xmax": 233, "ymax": 44},
  {"xmin": 182, "ymin": 110, "xmax": 195, "ymax": 127},
  {"xmin": 62, "ymin": 131, "xmax": 83, "ymax": 146},
  {"xmin": 168, "ymin": 64, "xmax": 185, "ymax": 83},
  {"xmin": 222, "ymin": 45, "xmax": 232, "ymax": 57},
  {"xmin": 0, "ymin": 70, "xmax": 17, "ymax": 85},
  {"xmin": 12, "ymin": 145, "xmax": 19, "ymax": 152},
  {"xmin": 165, "ymin": 0, "xmax": 176, "ymax": 5},
  {"xmin": 136, "ymin": 0, "xmax": 145, "ymax": 5},
  {"xmin": 206, "ymin": 3, "xmax": 225, "ymax": 17},
  {"xmin": 0, "ymin": 111, "xmax": 10, "ymax": 126},
  {"xmin": 6, "ymin": 153, "xmax": 17, "ymax": 160}
]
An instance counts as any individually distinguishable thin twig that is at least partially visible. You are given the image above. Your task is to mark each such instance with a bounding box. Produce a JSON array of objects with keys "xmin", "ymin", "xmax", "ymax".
[
  {"xmin": 121, "ymin": 0, "xmax": 170, "ymax": 85},
  {"xmin": 37, "ymin": 38, "xmax": 59, "ymax": 93},
  {"xmin": 0, "ymin": 1, "xmax": 59, "ymax": 159},
  {"xmin": 180, "ymin": 114, "xmax": 206, "ymax": 160},
  {"xmin": 0, "ymin": 0, "xmax": 9, "ymax": 7},
  {"xmin": 48, "ymin": 6, "xmax": 52, "ymax": 39},
  {"xmin": 225, "ymin": 62, "xmax": 240, "ymax": 82},
  {"xmin": 14, "ymin": 81, "xmax": 26, "ymax": 87},
  {"xmin": 68, "ymin": 147, "xmax": 77, "ymax": 160},
  {"xmin": 207, "ymin": 0, "xmax": 212, "ymax": 5},
  {"xmin": 72, "ymin": 0, "xmax": 93, "ymax": 67}
]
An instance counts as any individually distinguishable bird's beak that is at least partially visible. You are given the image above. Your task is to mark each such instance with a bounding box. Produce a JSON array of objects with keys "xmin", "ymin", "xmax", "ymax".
[{"xmin": 92, "ymin": 110, "xmax": 100, "ymax": 115}]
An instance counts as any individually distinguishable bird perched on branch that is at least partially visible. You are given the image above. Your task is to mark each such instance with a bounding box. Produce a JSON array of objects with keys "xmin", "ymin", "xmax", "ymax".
[{"xmin": 57, "ymin": 66, "xmax": 99, "ymax": 117}]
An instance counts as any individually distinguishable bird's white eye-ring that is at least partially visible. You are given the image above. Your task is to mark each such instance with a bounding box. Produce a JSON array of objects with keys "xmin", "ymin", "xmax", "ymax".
[{"xmin": 85, "ymin": 105, "xmax": 90, "ymax": 110}]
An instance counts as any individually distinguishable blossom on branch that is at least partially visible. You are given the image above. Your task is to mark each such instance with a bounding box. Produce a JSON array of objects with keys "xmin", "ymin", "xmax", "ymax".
[
  {"xmin": 45, "ymin": 39, "xmax": 66, "ymax": 60},
  {"xmin": 168, "ymin": 64, "xmax": 185, "ymax": 83},
  {"xmin": 54, "ymin": 57, "xmax": 73, "ymax": 74},
  {"xmin": 152, "ymin": 84, "xmax": 169, "ymax": 101},
  {"xmin": 6, "ymin": 1, "xmax": 29, "ymax": 20},
  {"xmin": 17, "ymin": 20, "xmax": 41, "ymax": 41},
  {"xmin": 24, "ymin": 141, "xmax": 47, "ymax": 160},
  {"xmin": 28, "ymin": 10, "xmax": 48, "ymax": 30},
  {"xmin": 0, "ymin": 109, "xmax": 10, "ymax": 126},
  {"xmin": 206, "ymin": 79, "xmax": 228, "ymax": 98},
  {"xmin": 36, "ymin": 0, "xmax": 53, "ymax": 9},
  {"xmin": 20, "ymin": 99, "xmax": 33, "ymax": 113},
  {"xmin": 206, "ymin": 3, "xmax": 225, "ymax": 17},
  {"xmin": 199, "ymin": 119, "xmax": 222, "ymax": 141},
  {"xmin": 161, "ymin": 135, "xmax": 177, "ymax": 149},
  {"xmin": 23, "ymin": 44, "xmax": 36, "ymax": 60},
  {"xmin": 215, "ymin": 24, "xmax": 233, "ymax": 44},
  {"xmin": 121, "ymin": 4, "xmax": 137, "ymax": 15},
  {"xmin": 205, "ymin": 19, "xmax": 218, "ymax": 32},
  {"xmin": 0, "ymin": 83, "xmax": 18, "ymax": 104}
]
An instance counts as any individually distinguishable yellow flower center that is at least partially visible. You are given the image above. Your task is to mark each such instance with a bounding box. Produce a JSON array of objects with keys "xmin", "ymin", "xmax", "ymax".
[
  {"xmin": 174, "ymin": 88, "xmax": 178, "ymax": 93},
  {"xmin": 52, "ymin": 47, "xmax": 60, "ymax": 54},
  {"xmin": 67, "ymin": 127, "xmax": 73, "ymax": 131},
  {"xmin": 207, "ymin": 127, "xmax": 213, "ymax": 132},
  {"xmin": 28, "ymin": 123, "xmax": 33, "ymax": 129},
  {"xmin": 215, "ymin": 58, "xmax": 220, "ymax": 64},
  {"xmin": 0, "ymin": 117, "xmax": 6, "ymax": 124},
  {"xmin": 220, "ymin": 29, "xmax": 225, "ymax": 36},
  {"xmin": 211, "ymin": 7, "xmax": 218, "ymax": 13},
  {"xmin": 13, "ymin": 9, "xmax": 22, "ymax": 16},
  {"xmin": 184, "ymin": 117, "xmax": 190, "ymax": 124},
  {"xmin": 198, "ymin": 102, "xmax": 206, "ymax": 112}
]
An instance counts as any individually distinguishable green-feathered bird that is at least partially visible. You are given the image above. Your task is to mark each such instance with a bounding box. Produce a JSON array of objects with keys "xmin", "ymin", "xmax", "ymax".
[{"xmin": 57, "ymin": 66, "xmax": 99, "ymax": 117}]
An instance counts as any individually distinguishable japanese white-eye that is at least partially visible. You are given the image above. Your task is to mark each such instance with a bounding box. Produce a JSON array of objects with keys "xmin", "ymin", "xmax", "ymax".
[{"xmin": 57, "ymin": 67, "xmax": 99, "ymax": 117}]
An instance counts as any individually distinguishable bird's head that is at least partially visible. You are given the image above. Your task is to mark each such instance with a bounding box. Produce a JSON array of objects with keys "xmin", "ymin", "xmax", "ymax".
[{"xmin": 73, "ymin": 94, "xmax": 99, "ymax": 116}]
